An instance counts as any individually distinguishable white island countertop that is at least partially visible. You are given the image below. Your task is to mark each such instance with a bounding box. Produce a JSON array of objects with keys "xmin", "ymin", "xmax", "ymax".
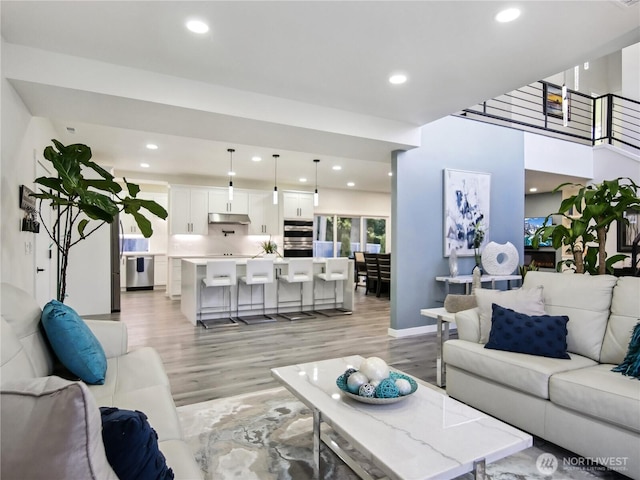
[{"xmin": 180, "ymin": 257, "xmax": 354, "ymax": 325}]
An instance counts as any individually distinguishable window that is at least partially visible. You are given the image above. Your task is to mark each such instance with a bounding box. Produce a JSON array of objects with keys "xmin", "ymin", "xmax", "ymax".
[
  {"xmin": 314, "ymin": 215, "xmax": 334, "ymax": 257},
  {"xmin": 314, "ymin": 215, "xmax": 387, "ymax": 257},
  {"xmin": 366, "ymin": 217, "xmax": 386, "ymax": 253},
  {"xmin": 121, "ymin": 237, "xmax": 150, "ymax": 253}
]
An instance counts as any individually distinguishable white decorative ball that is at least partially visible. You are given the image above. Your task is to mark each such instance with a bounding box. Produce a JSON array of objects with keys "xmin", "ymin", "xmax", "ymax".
[
  {"xmin": 359, "ymin": 357, "xmax": 389, "ymax": 382},
  {"xmin": 346, "ymin": 371, "xmax": 368, "ymax": 394},
  {"xmin": 370, "ymin": 380, "xmax": 381, "ymax": 388},
  {"xmin": 395, "ymin": 378, "xmax": 412, "ymax": 395},
  {"xmin": 359, "ymin": 383, "xmax": 376, "ymax": 397}
]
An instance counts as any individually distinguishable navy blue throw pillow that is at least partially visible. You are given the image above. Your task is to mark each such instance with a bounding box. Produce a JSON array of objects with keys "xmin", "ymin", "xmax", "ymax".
[
  {"xmin": 100, "ymin": 407, "xmax": 174, "ymax": 480},
  {"xmin": 485, "ymin": 304, "xmax": 570, "ymax": 359}
]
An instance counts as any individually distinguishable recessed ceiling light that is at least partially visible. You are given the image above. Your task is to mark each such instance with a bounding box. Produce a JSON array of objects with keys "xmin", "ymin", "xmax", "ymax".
[
  {"xmin": 388, "ymin": 172, "xmax": 393, "ymax": 177},
  {"xmin": 146, "ymin": 143, "xmax": 158, "ymax": 150},
  {"xmin": 495, "ymin": 8, "xmax": 521, "ymax": 23},
  {"xmin": 140, "ymin": 163, "xmax": 150, "ymax": 168},
  {"xmin": 186, "ymin": 19, "xmax": 209, "ymax": 34},
  {"xmin": 389, "ymin": 74, "xmax": 407, "ymax": 85},
  {"xmin": 228, "ymin": 171, "xmax": 236, "ymax": 176},
  {"xmin": 299, "ymin": 178, "xmax": 308, "ymax": 183},
  {"xmin": 332, "ymin": 165, "xmax": 342, "ymax": 171},
  {"xmin": 347, "ymin": 182, "xmax": 355, "ymax": 187},
  {"xmin": 251, "ymin": 156, "xmax": 262, "ymax": 162},
  {"xmin": 529, "ymin": 187, "xmax": 538, "ymax": 192}
]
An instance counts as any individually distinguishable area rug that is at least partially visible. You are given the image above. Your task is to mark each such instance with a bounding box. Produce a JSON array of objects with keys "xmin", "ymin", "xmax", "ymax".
[{"xmin": 177, "ymin": 387, "xmax": 626, "ymax": 480}]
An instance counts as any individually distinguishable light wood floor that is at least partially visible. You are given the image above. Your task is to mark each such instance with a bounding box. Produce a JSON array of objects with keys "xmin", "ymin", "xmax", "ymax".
[{"xmin": 96, "ymin": 287, "xmax": 441, "ymax": 407}]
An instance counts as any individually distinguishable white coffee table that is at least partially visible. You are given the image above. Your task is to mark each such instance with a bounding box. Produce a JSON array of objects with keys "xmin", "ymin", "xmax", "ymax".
[{"xmin": 271, "ymin": 356, "xmax": 532, "ymax": 480}]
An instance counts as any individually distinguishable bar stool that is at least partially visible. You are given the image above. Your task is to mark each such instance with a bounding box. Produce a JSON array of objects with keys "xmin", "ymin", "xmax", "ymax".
[
  {"xmin": 237, "ymin": 258, "xmax": 276, "ymax": 324},
  {"xmin": 199, "ymin": 260, "xmax": 237, "ymax": 328},
  {"xmin": 277, "ymin": 258, "xmax": 315, "ymax": 321},
  {"xmin": 314, "ymin": 257, "xmax": 352, "ymax": 316}
]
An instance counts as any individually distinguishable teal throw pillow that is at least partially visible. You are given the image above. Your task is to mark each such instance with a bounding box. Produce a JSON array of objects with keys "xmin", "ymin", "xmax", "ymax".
[
  {"xmin": 612, "ymin": 322, "xmax": 640, "ymax": 380},
  {"xmin": 41, "ymin": 300, "xmax": 107, "ymax": 384},
  {"xmin": 485, "ymin": 304, "xmax": 570, "ymax": 359}
]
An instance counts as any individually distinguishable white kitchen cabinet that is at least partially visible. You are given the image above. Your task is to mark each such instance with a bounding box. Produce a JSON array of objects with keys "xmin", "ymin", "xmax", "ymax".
[
  {"xmin": 154, "ymin": 254, "xmax": 167, "ymax": 286},
  {"xmin": 169, "ymin": 186, "xmax": 209, "ymax": 235},
  {"xmin": 208, "ymin": 188, "xmax": 249, "ymax": 214},
  {"xmin": 283, "ymin": 192, "xmax": 314, "ymax": 220},
  {"xmin": 121, "ymin": 192, "xmax": 168, "ymax": 235},
  {"xmin": 248, "ymin": 191, "xmax": 279, "ymax": 235}
]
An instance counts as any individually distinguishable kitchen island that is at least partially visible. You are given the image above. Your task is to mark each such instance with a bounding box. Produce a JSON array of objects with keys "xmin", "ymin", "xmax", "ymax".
[{"xmin": 180, "ymin": 258, "xmax": 354, "ymax": 325}]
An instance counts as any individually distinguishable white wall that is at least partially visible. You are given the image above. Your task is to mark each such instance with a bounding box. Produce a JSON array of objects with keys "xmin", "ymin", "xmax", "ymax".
[
  {"xmin": 1, "ymin": 73, "xmax": 58, "ymax": 294},
  {"xmin": 524, "ymin": 132, "xmax": 593, "ymax": 178},
  {"xmin": 622, "ymin": 43, "xmax": 640, "ymax": 101},
  {"xmin": 1, "ymin": 67, "xmax": 112, "ymax": 313}
]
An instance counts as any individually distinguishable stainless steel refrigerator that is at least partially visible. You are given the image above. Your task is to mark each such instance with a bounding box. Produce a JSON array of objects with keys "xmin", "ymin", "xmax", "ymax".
[{"xmin": 110, "ymin": 215, "xmax": 121, "ymax": 312}]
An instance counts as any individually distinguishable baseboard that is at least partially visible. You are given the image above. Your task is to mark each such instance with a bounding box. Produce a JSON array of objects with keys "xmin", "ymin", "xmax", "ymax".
[{"xmin": 387, "ymin": 324, "xmax": 457, "ymax": 338}]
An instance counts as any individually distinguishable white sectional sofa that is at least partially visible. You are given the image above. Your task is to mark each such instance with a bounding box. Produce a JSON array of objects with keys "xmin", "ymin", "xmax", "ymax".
[
  {"xmin": 0, "ymin": 282, "xmax": 202, "ymax": 479},
  {"xmin": 444, "ymin": 271, "xmax": 640, "ymax": 479}
]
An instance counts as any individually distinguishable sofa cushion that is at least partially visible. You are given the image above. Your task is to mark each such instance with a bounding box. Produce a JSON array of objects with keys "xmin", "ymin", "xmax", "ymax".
[
  {"xmin": 523, "ymin": 271, "xmax": 618, "ymax": 362},
  {"xmin": 601, "ymin": 277, "xmax": 640, "ymax": 365},
  {"xmin": 475, "ymin": 285, "xmax": 545, "ymax": 343},
  {"xmin": 550, "ymin": 363, "xmax": 640, "ymax": 434},
  {"xmin": 88, "ymin": 347, "xmax": 183, "ymax": 442},
  {"xmin": 0, "ymin": 376, "xmax": 118, "ymax": 480},
  {"xmin": 1, "ymin": 316, "xmax": 37, "ymax": 381},
  {"xmin": 612, "ymin": 322, "xmax": 640, "ymax": 379},
  {"xmin": 485, "ymin": 304, "xmax": 570, "ymax": 359},
  {"xmin": 159, "ymin": 440, "xmax": 206, "ymax": 480},
  {"xmin": 100, "ymin": 407, "xmax": 174, "ymax": 480},
  {"xmin": 444, "ymin": 339, "xmax": 596, "ymax": 399},
  {"xmin": 1, "ymin": 283, "xmax": 54, "ymax": 377},
  {"xmin": 42, "ymin": 300, "xmax": 107, "ymax": 384}
]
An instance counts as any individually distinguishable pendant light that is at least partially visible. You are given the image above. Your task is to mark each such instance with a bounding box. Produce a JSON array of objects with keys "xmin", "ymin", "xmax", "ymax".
[
  {"xmin": 227, "ymin": 148, "xmax": 235, "ymax": 201},
  {"xmin": 313, "ymin": 159, "xmax": 320, "ymax": 207},
  {"xmin": 272, "ymin": 154, "xmax": 279, "ymax": 205}
]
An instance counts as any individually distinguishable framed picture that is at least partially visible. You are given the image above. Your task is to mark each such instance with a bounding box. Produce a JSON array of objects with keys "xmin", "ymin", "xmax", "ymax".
[
  {"xmin": 443, "ymin": 169, "xmax": 491, "ymax": 257},
  {"xmin": 544, "ymin": 84, "xmax": 570, "ymax": 120},
  {"xmin": 617, "ymin": 209, "xmax": 639, "ymax": 252}
]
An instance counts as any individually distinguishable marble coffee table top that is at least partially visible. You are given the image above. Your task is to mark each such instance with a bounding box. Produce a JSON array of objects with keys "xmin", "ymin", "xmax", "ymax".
[{"xmin": 272, "ymin": 355, "xmax": 532, "ymax": 480}]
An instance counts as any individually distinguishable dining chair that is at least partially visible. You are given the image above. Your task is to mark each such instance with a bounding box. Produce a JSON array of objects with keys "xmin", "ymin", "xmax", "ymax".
[
  {"xmin": 376, "ymin": 253, "xmax": 391, "ymax": 298},
  {"xmin": 353, "ymin": 251, "xmax": 367, "ymax": 289},
  {"xmin": 363, "ymin": 252, "xmax": 379, "ymax": 295}
]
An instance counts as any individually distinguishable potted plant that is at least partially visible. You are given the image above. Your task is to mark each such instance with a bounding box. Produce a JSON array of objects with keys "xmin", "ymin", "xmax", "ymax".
[
  {"xmin": 532, "ymin": 177, "xmax": 639, "ymax": 274},
  {"xmin": 32, "ymin": 139, "xmax": 168, "ymax": 302},
  {"xmin": 258, "ymin": 237, "xmax": 279, "ymax": 258},
  {"xmin": 472, "ymin": 222, "xmax": 485, "ymax": 271}
]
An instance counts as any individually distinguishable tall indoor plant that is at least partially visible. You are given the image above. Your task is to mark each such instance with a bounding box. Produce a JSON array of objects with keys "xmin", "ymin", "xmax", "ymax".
[
  {"xmin": 533, "ymin": 177, "xmax": 639, "ymax": 274},
  {"xmin": 32, "ymin": 140, "xmax": 168, "ymax": 302}
]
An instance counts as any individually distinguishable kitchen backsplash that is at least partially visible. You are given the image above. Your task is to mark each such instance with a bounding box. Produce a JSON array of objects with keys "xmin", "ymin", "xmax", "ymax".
[{"xmin": 168, "ymin": 224, "xmax": 283, "ymax": 257}]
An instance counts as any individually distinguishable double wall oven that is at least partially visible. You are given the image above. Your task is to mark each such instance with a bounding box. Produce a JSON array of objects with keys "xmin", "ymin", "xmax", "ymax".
[{"xmin": 283, "ymin": 219, "xmax": 313, "ymax": 257}]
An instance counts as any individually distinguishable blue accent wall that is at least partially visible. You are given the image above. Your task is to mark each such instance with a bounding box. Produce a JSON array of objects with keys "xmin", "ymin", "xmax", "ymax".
[{"xmin": 391, "ymin": 116, "xmax": 525, "ymax": 330}]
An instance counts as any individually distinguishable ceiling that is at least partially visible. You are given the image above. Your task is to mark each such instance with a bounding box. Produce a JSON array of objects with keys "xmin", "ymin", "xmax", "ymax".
[{"xmin": 2, "ymin": 1, "xmax": 639, "ymax": 193}]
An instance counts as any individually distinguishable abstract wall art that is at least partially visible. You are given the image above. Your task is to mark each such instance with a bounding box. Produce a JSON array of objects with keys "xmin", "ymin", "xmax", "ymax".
[{"xmin": 443, "ymin": 169, "xmax": 491, "ymax": 257}]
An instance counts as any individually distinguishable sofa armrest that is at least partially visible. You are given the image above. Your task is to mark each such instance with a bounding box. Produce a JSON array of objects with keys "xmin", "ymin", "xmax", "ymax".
[
  {"xmin": 85, "ymin": 320, "xmax": 128, "ymax": 358},
  {"xmin": 454, "ymin": 308, "xmax": 481, "ymax": 343}
]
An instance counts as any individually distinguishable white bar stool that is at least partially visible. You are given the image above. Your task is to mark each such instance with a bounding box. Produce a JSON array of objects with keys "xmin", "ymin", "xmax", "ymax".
[
  {"xmin": 277, "ymin": 258, "xmax": 315, "ymax": 321},
  {"xmin": 314, "ymin": 257, "xmax": 352, "ymax": 316},
  {"xmin": 237, "ymin": 258, "xmax": 276, "ymax": 324},
  {"xmin": 199, "ymin": 260, "xmax": 238, "ymax": 328}
]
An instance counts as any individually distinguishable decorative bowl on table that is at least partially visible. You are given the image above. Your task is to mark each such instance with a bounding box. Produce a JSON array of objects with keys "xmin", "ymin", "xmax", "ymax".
[{"xmin": 336, "ymin": 357, "xmax": 418, "ymax": 405}]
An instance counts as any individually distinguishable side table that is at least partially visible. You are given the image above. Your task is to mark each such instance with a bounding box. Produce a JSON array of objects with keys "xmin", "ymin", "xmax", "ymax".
[
  {"xmin": 420, "ymin": 307, "xmax": 455, "ymax": 387},
  {"xmin": 435, "ymin": 274, "xmax": 521, "ymax": 295}
]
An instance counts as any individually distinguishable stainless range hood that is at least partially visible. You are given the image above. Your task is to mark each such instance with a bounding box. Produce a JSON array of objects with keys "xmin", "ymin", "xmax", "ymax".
[{"xmin": 208, "ymin": 213, "xmax": 251, "ymax": 225}]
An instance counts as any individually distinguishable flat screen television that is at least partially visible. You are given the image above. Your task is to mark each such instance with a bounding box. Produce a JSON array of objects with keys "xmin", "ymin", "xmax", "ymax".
[{"xmin": 524, "ymin": 217, "xmax": 553, "ymax": 248}]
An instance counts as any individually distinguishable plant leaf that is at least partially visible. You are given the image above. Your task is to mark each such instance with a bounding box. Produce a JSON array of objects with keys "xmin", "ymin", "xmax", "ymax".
[
  {"xmin": 132, "ymin": 211, "xmax": 153, "ymax": 237},
  {"xmin": 77, "ymin": 219, "xmax": 89, "ymax": 238}
]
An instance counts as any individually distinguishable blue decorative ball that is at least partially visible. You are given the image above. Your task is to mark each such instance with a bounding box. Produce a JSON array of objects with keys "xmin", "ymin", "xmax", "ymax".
[
  {"xmin": 375, "ymin": 378, "xmax": 400, "ymax": 398},
  {"xmin": 359, "ymin": 383, "xmax": 376, "ymax": 397}
]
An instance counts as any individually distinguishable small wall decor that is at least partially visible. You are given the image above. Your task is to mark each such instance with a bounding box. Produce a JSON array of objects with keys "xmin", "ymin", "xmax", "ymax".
[
  {"xmin": 19, "ymin": 185, "xmax": 36, "ymax": 211},
  {"xmin": 544, "ymin": 83, "xmax": 570, "ymax": 121},
  {"xmin": 443, "ymin": 169, "xmax": 491, "ymax": 257},
  {"xmin": 617, "ymin": 209, "xmax": 639, "ymax": 252},
  {"xmin": 19, "ymin": 185, "xmax": 40, "ymax": 233}
]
